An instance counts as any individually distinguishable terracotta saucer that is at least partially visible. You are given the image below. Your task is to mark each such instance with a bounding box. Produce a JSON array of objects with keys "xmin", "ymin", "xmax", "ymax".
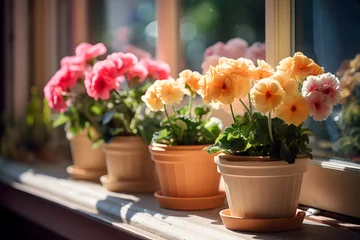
[
  {"xmin": 100, "ymin": 175, "xmax": 159, "ymax": 193},
  {"xmin": 220, "ymin": 209, "xmax": 306, "ymax": 232},
  {"xmin": 66, "ymin": 165, "xmax": 106, "ymax": 182},
  {"xmin": 154, "ymin": 190, "xmax": 226, "ymax": 210}
]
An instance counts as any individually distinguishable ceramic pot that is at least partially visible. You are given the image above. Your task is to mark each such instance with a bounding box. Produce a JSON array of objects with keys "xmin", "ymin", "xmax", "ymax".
[
  {"xmin": 68, "ymin": 129, "xmax": 107, "ymax": 181},
  {"xmin": 102, "ymin": 136, "xmax": 159, "ymax": 192},
  {"xmin": 215, "ymin": 154, "xmax": 309, "ymax": 219},
  {"xmin": 149, "ymin": 144, "xmax": 221, "ymax": 198}
]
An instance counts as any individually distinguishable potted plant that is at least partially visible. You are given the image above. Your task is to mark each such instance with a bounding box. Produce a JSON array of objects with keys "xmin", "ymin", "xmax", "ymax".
[
  {"xmin": 197, "ymin": 53, "xmax": 340, "ymax": 231},
  {"xmin": 84, "ymin": 51, "xmax": 169, "ymax": 193},
  {"xmin": 143, "ymin": 70, "xmax": 224, "ymax": 210},
  {"xmin": 44, "ymin": 42, "xmax": 109, "ymax": 181}
]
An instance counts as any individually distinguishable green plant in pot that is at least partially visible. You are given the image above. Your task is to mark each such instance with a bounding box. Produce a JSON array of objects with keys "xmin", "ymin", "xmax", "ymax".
[
  {"xmin": 143, "ymin": 70, "xmax": 224, "ymax": 211},
  {"xmin": 197, "ymin": 53, "xmax": 341, "ymax": 231}
]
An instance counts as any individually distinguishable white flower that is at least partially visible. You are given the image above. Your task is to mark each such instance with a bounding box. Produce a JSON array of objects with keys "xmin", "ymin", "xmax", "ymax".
[
  {"xmin": 205, "ymin": 117, "xmax": 223, "ymax": 130},
  {"xmin": 305, "ymin": 91, "xmax": 333, "ymax": 121}
]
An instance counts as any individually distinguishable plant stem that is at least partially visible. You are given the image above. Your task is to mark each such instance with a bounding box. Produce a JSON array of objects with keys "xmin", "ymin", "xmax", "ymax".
[
  {"xmin": 172, "ymin": 105, "xmax": 177, "ymax": 116},
  {"xmin": 248, "ymin": 93, "xmax": 253, "ymax": 115},
  {"xmin": 230, "ymin": 104, "xmax": 236, "ymax": 124},
  {"xmin": 164, "ymin": 104, "xmax": 175, "ymax": 133},
  {"xmin": 239, "ymin": 98, "xmax": 252, "ymax": 119},
  {"xmin": 188, "ymin": 95, "xmax": 193, "ymax": 117},
  {"xmin": 268, "ymin": 112, "xmax": 274, "ymax": 142}
]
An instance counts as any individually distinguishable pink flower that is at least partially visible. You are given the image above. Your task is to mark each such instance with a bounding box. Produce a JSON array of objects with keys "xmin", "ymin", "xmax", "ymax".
[
  {"xmin": 203, "ymin": 41, "xmax": 225, "ymax": 58},
  {"xmin": 75, "ymin": 42, "xmax": 107, "ymax": 62},
  {"xmin": 44, "ymin": 81, "xmax": 67, "ymax": 112},
  {"xmin": 127, "ymin": 62, "xmax": 149, "ymax": 83},
  {"xmin": 201, "ymin": 55, "xmax": 220, "ymax": 74},
  {"xmin": 245, "ymin": 42, "xmax": 266, "ymax": 62},
  {"xmin": 302, "ymin": 73, "xmax": 341, "ymax": 105},
  {"xmin": 106, "ymin": 52, "xmax": 138, "ymax": 75},
  {"xmin": 50, "ymin": 67, "xmax": 80, "ymax": 90},
  {"xmin": 223, "ymin": 38, "xmax": 248, "ymax": 59},
  {"xmin": 60, "ymin": 56, "xmax": 86, "ymax": 75},
  {"xmin": 141, "ymin": 58, "xmax": 171, "ymax": 80},
  {"xmin": 123, "ymin": 44, "xmax": 152, "ymax": 59},
  {"xmin": 85, "ymin": 60, "xmax": 119, "ymax": 100},
  {"xmin": 305, "ymin": 91, "xmax": 333, "ymax": 121}
]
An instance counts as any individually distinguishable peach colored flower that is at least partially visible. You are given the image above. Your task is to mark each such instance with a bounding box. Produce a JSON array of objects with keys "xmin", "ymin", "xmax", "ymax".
[
  {"xmin": 250, "ymin": 77, "xmax": 286, "ymax": 113},
  {"xmin": 310, "ymin": 64, "xmax": 324, "ymax": 76},
  {"xmin": 218, "ymin": 57, "xmax": 254, "ymax": 98},
  {"xmin": 252, "ymin": 60, "xmax": 274, "ymax": 81},
  {"xmin": 276, "ymin": 57, "xmax": 293, "ymax": 73},
  {"xmin": 275, "ymin": 95, "xmax": 310, "ymax": 126},
  {"xmin": 305, "ymin": 91, "xmax": 333, "ymax": 121},
  {"xmin": 75, "ymin": 42, "xmax": 107, "ymax": 61},
  {"xmin": 141, "ymin": 84, "xmax": 164, "ymax": 111},
  {"xmin": 201, "ymin": 55, "xmax": 220, "ymax": 74},
  {"xmin": 154, "ymin": 79, "xmax": 184, "ymax": 105},
  {"xmin": 177, "ymin": 69, "xmax": 202, "ymax": 95},
  {"xmin": 292, "ymin": 52, "xmax": 322, "ymax": 82},
  {"xmin": 198, "ymin": 66, "xmax": 238, "ymax": 105},
  {"xmin": 271, "ymin": 71, "xmax": 298, "ymax": 96}
]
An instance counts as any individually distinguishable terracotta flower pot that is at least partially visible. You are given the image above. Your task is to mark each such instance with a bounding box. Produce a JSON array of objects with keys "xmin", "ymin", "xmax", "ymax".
[
  {"xmin": 68, "ymin": 129, "xmax": 107, "ymax": 181},
  {"xmin": 101, "ymin": 136, "xmax": 159, "ymax": 193},
  {"xmin": 215, "ymin": 154, "xmax": 309, "ymax": 219},
  {"xmin": 149, "ymin": 144, "xmax": 221, "ymax": 198}
]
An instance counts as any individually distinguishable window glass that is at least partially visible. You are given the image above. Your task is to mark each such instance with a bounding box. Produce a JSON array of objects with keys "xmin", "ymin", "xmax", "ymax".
[
  {"xmin": 89, "ymin": 0, "xmax": 156, "ymax": 57},
  {"xmin": 180, "ymin": 0, "xmax": 265, "ymax": 74},
  {"xmin": 295, "ymin": 0, "xmax": 360, "ymax": 164}
]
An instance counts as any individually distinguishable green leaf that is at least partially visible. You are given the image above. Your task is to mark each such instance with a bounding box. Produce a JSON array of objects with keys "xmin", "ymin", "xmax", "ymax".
[
  {"xmin": 102, "ymin": 110, "xmax": 115, "ymax": 125},
  {"xmin": 176, "ymin": 106, "xmax": 189, "ymax": 115},
  {"xmin": 52, "ymin": 114, "xmax": 70, "ymax": 128},
  {"xmin": 280, "ymin": 141, "xmax": 296, "ymax": 164},
  {"xmin": 194, "ymin": 106, "xmax": 210, "ymax": 118}
]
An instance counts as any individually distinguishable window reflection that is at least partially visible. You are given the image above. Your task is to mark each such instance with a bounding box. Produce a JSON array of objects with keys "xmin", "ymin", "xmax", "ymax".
[
  {"xmin": 295, "ymin": 0, "xmax": 360, "ymax": 163},
  {"xmin": 181, "ymin": 0, "xmax": 265, "ymax": 73}
]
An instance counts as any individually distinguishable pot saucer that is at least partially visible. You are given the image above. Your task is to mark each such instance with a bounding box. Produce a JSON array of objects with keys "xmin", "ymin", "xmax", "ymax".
[
  {"xmin": 66, "ymin": 165, "xmax": 106, "ymax": 182},
  {"xmin": 220, "ymin": 209, "xmax": 305, "ymax": 232},
  {"xmin": 154, "ymin": 190, "xmax": 226, "ymax": 210},
  {"xmin": 100, "ymin": 175, "xmax": 159, "ymax": 193}
]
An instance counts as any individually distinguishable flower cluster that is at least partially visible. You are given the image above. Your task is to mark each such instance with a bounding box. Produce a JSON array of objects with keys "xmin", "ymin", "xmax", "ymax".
[
  {"xmin": 44, "ymin": 42, "xmax": 171, "ymax": 143},
  {"xmin": 199, "ymin": 52, "xmax": 341, "ymax": 163},
  {"xmin": 198, "ymin": 52, "xmax": 340, "ymax": 126},
  {"xmin": 201, "ymin": 38, "xmax": 265, "ymax": 74},
  {"xmin": 142, "ymin": 70, "xmax": 222, "ymax": 146}
]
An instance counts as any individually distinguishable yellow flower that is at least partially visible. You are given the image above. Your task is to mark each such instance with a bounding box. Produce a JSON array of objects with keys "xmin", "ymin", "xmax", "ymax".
[
  {"xmin": 271, "ymin": 71, "xmax": 299, "ymax": 96},
  {"xmin": 198, "ymin": 66, "xmax": 238, "ymax": 104},
  {"xmin": 275, "ymin": 95, "xmax": 310, "ymax": 126},
  {"xmin": 250, "ymin": 77, "xmax": 286, "ymax": 113},
  {"xmin": 155, "ymin": 79, "xmax": 184, "ymax": 105},
  {"xmin": 177, "ymin": 69, "xmax": 202, "ymax": 95},
  {"xmin": 141, "ymin": 84, "xmax": 164, "ymax": 111},
  {"xmin": 252, "ymin": 60, "xmax": 274, "ymax": 81}
]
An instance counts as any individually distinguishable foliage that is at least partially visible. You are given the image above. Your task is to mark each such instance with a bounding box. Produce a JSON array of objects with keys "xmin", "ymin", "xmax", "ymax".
[
  {"xmin": 152, "ymin": 105, "xmax": 221, "ymax": 145},
  {"xmin": 1, "ymin": 87, "xmax": 52, "ymax": 160},
  {"xmin": 206, "ymin": 112, "xmax": 313, "ymax": 164}
]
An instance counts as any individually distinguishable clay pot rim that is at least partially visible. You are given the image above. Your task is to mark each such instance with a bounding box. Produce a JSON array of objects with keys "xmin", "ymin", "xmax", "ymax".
[
  {"xmin": 217, "ymin": 153, "xmax": 309, "ymax": 162},
  {"xmin": 105, "ymin": 135, "xmax": 143, "ymax": 143},
  {"xmin": 149, "ymin": 142, "xmax": 211, "ymax": 152}
]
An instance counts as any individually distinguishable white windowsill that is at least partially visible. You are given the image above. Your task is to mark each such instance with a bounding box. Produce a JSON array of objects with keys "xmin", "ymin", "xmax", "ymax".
[{"xmin": 0, "ymin": 158, "xmax": 359, "ymax": 240}]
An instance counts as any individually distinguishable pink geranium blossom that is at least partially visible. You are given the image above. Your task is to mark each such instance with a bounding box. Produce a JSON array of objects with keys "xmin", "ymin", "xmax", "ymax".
[
  {"xmin": 85, "ymin": 60, "xmax": 119, "ymax": 100},
  {"xmin": 60, "ymin": 56, "xmax": 86, "ymax": 74},
  {"xmin": 203, "ymin": 41, "xmax": 225, "ymax": 58},
  {"xmin": 302, "ymin": 73, "xmax": 341, "ymax": 105},
  {"xmin": 201, "ymin": 55, "xmax": 221, "ymax": 74},
  {"xmin": 51, "ymin": 67, "xmax": 80, "ymax": 90},
  {"xmin": 44, "ymin": 80, "xmax": 67, "ymax": 112},
  {"xmin": 127, "ymin": 62, "xmax": 149, "ymax": 83},
  {"xmin": 245, "ymin": 42, "xmax": 266, "ymax": 63},
  {"xmin": 305, "ymin": 91, "xmax": 333, "ymax": 121},
  {"xmin": 223, "ymin": 38, "xmax": 248, "ymax": 59},
  {"xmin": 106, "ymin": 52, "xmax": 138, "ymax": 75},
  {"xmin": 75, "ymin": 42, "xmax": 107, "ymax": 62},
  {"xmin": 141, "ymin": 58, "xmax": 171, "ymax": 80}
]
